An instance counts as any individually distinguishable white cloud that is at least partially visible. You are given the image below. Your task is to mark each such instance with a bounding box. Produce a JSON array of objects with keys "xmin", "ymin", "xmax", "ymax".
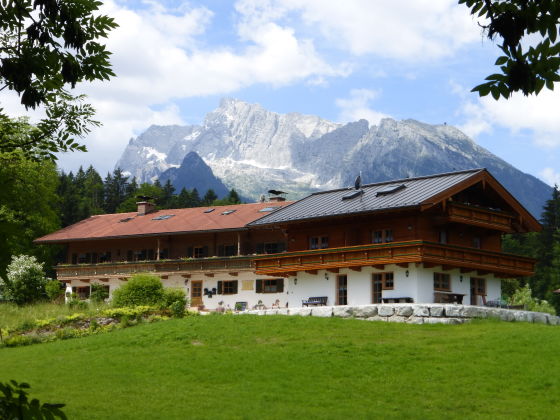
[
  {"xmin": 336, "ymin": 89, "xmax": 390, "ymax": 125},
  {"xmin": 456, "ymin": 84, "xmax": 560, "ymax": 148},
  {"xmin": 539, "ymin": 168, "xmax": 560, "ymax": 187},
  {"xmin": 236, "ymin": 0, "xmax": 480, "ymax": 61}
]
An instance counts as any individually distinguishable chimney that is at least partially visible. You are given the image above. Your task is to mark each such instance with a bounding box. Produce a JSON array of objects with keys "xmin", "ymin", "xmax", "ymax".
[
  {"xmin": 269, "ymin": 196, "xmax": 286, "ymax": 202},
  {"xmin": 137, "ymin": 201, "xmax": 156, "ymax": 216}
]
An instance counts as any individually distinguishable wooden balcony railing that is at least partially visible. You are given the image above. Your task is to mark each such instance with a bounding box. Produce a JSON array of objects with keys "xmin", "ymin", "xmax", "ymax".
[
  {"xmin": 447, "ymin": 202, "xmax": 514, "ymax": 231},
  {"xmin": 253, "ymin": 241, "xmax": 535, "ymax": 277},
  {"xmin": 56, "ymin": 256, "xmax": 253, "ymax": 279}
]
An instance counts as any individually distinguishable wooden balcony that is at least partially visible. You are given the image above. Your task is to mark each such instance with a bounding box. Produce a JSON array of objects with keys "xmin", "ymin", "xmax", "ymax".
[
  {"xmin": 253, "ymin": 241, "xmax": 535, "ymax": 277},
  {"xmin": 446, "ymin": 202, "xmax": 514, "ymax": 232},
  {"xmin": 56, "ymin": 256, "xmax": 253, "ymax": 280}
]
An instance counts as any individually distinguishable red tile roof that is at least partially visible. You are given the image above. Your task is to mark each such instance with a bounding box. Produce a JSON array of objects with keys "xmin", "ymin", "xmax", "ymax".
[{"xmin": 35, "ymin": 202, "xmax": 293, "ymax": 243}]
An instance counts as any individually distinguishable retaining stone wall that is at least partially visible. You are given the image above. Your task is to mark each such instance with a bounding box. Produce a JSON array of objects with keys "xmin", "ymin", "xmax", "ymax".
[{"xmin": 239, "ymin": 304, "xmax": 559, "ymax": 325}]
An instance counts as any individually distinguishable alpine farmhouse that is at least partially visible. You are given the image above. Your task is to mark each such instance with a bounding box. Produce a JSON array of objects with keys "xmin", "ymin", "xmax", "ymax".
[{"xmin": 35, "ymin": 169, "xmax": 540, "ymax": 310}]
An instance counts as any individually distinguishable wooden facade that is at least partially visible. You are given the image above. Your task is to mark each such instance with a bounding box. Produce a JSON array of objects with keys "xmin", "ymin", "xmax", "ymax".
[{"xmin": 36, "ymin": 169, "xmax": 540, "ymax": 308}]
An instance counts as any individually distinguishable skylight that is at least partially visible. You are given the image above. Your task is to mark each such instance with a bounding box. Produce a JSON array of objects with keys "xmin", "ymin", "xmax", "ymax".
[
  {"xmin": 222, "ymin": 210, "xmax": 236, "ymax": 215},
  {"xmin": 342, "ymin": 190, "xmax": 364, "ymax": 200},
  {"xmin": 376, "ymin": 184, "xmax": 406, "ymax": 196},
  {"xmin": 152, "ymin": 215, "xmax": 175, "ymax": 221},
  {"xmin": 119, "ymin": 217, "xmax": 134, "ymax": 223},
  {"xmin": 204, "ymin": 208, "xmax": 215, "ymax": 213},
  {"xmin": 259, "ymin": 206, "xmax": 280, "ymax": 212}
]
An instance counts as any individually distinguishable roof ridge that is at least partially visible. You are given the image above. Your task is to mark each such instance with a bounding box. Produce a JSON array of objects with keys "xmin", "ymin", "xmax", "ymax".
[{"xmin": 308, "ymin": 168, "xmax": 485, "ymax": 197}]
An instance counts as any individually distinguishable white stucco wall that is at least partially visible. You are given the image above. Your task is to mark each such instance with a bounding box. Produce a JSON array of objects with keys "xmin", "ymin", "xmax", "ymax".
[{"xmin": 63, "ymin": 264, "xmax": 501, "ymax": 308}]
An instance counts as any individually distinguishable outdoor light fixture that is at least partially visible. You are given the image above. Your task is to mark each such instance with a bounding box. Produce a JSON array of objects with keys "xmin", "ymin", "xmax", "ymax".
[
  {"xmin": 460, "ymin": 275, "xmax": 463, "ymax": 282},
  {"xmin": 184, "ymin": 279, "xmax": 189, "ymax": 286},
  {"xmin": 324, "ymin": 273, "xmax": 329, "ymax": 281},
  {"xmin": 405, "ymin": 270, "xmax": 409, "ymax": 277},
  {"xmin": 294, "ymin": 278, "xmax": 298, "ymax": 285}
]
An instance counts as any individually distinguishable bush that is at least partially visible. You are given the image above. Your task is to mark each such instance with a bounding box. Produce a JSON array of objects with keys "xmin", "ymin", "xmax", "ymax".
[
  {"xmin": 90, "ymin": 283, "xmax": 110, "ymax": 303},
  {"xmin": 1, "ymin": 255, "xmax": 47, "ymax": 305},
  {"xmin": 45, "ymin": 280, "xmax": 64, "ymax": 302},
  {"xmin": 169, "ymin": 300, "xmax": 186, "ymax": 318},
  {"xmin": 162, "ymin": 288, "xmax": 187, "ymax": 308},
  {"xmin": 111, "ymin": 274, "xmax": 164, "ymax": 307},
  {"xmin": 509, "ymin": 284, "xmax": 556, "ymax": 315}
]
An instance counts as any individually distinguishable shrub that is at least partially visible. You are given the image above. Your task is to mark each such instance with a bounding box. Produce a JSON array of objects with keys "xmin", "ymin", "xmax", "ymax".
[
  {"xmin": 169, "ymin": 300, "xmax": 186, "ymax": 318},
  {"xmin": 112, "ymin": 274, "xmax": 164, "ymax": 307},
  {"xmin": 509, "ymin": 284, "xmax": 556, "ymax": 315},
  {"xmin": 1, "ymin": 255, "xmax": 47, "ymax": 305},
  {"xmin": 90, "ymin": 283, "xmax": 110, "ymax": 303},
  {"xmin": 45, "ymin": 280, "xmax": 65, "ymax": 302},
  {"xmin": 162, "ymin": 288, "xmax": 187, "ymax": 308}
]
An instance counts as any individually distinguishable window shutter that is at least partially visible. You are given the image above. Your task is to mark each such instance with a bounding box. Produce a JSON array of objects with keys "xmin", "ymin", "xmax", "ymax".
[
  {"xmin": 203, "ymin": 246, "xmax": 209, "ymax": 257},
  {"xmin": 187, "ymin": 247, "xmax": 193, "ymax": 257},
  {"xmin": 217, "ymin": 281, "xmax": 223, "ymax": 294},
  {"xmin": 233, "ymin": 280, "xmax": 238, "ymax": 294},
  {"xmin": 256, "ymin": 279, "xmax": 263, "ymax": 293},
  {"xmin": 277, "ymin": 278, "xmax": 284, "ymax": 293},
  {"xmin": 256, "ymin": 243, "xmax": 264, "ymax": 254}
]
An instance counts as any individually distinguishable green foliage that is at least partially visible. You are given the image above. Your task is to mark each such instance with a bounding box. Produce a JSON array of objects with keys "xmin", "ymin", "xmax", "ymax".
[
  {"xmin": 169, "ymin": 300, "xmax": 186, "ymax": 318},
  {"xmin": 67, "ymin": 297, "xmax": 88, "ymax": 310},
  {"xmin": 0, "ymin": 152, "xmax": 60, "ymax": 278},
  {"xmin": 1, "ymin": 255, "xmax": 47, "ymax": 305},
  {"xmin": 0, "ymin": 380, "xmax": 66, "ymax": 419},
  {"xmin": 45, "ymin": 280, "xmax": 64, "ymax": 302},
  {"xmin": 460, "ymin": 0, "xmax": 560, "ymax": 99},
  {"xmin": 111, "ymin": 274, "xmax": 165, "ymax": 307},
  {"xmin": 509, "ymin": 284, "xmax": 556, "ymax": 315},
  {"xmin": 0, "ymin": 0, "xmax": 118, "ymax": 159},
  {"xmin": 162, "ymin": 288, "xmax": 187, "ymax": 308},
  {"xmin": 90, "ymin": 284, "xmax": 109, "ymax": 303}
]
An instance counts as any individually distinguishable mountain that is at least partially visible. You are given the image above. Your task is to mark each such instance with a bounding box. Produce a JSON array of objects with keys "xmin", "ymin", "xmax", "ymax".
[
  {"xmin": 115, "ymin": 98, "xmax": 552, "ymax": 218},
  {"xmin": 159, "ymin": 151, "xmax": 230, "ymax": 198}
]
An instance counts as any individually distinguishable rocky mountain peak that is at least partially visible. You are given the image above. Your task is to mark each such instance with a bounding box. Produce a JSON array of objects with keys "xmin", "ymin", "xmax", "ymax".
[{"xmin": 115, "ymin": 98, "xmax": 551, "ymax": 217}]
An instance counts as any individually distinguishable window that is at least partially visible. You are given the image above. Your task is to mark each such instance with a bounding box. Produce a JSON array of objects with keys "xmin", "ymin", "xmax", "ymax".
[
  {"xmin": 372, "ymin": 272, "xmax": 394, "ymax": 292},
  {"xmin": 336, "ymin": 275, "xmax": 348, "ymax": 305},
  {"xmin": 72, "ymin": 286, "xmax": 90, "ymax": 300},
  {"xmin": 256, "ymin": 278, "xmax": 284, "ymax": 293},
  {"xmin": 438, "ymin": 231, "xmax": 448, "ymax": 244},
  {"xmin": 376, "ymin": 184, "xmax": 406, "ymax": 196},
  {"xmin": 224, "ymin": 244, "xmax": 237, "ymax": 256},
  {"xmin": 255, "ymin": 242, "xmax": 286, "ymax": 254},
  {"xmin": 373, "ymin": 229, "xmax": 393, "ymax": 244},
  {"xmin": 218, "ymin": 280, "xmax": 238, "ymax": 295},
  {"xmin": 99, "ymin": 251, "xmax": 112, "ymax": 263},
  {"xmin": 221, "ymin": 210, "xmax": 236, "ymax": 215},
  {"xmin": 259, "ymin": 206, "xmax": 280, "ymax": 212},
  {"xmin": 193, "ymin": 246, "xmax": 206, "ymax": 258},
  {"xmin": 309, "ymin": 236, "xmax": 329, "ymax": 250},
  {"xmin": 152, "ymin": 214, "xmax": 175, "ymax": 220},
  {"xmin": 473, "ymin": 237, "xmax": 481, "ymax": 249},
  {"xmin": 434, "ymin": 273, "xmax": 451, "ymax": 291},
  {"xmin": 204, "ymin": 208, "xmax": 215, "ymax": 213}
]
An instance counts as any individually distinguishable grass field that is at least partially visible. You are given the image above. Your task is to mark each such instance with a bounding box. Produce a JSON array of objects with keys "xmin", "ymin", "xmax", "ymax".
[
  {"xmin": 0, "ymin": 302, "xmax": 110, "ymax": 330},
  {"xmin": 1, "ymin": 315, "xmax": 559, "ymax": 419}
]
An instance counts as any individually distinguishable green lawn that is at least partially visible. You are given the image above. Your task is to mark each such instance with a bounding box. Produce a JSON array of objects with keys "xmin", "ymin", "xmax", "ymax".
[{"xmin": 1, "ymin": 315, "xmax": 559, "ymax": 419}]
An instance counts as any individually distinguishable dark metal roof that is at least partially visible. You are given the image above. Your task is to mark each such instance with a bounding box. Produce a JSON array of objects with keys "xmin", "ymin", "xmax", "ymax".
[{"xmin": 249, "ymin": 169, "xmax": 484, "ymax": 226}]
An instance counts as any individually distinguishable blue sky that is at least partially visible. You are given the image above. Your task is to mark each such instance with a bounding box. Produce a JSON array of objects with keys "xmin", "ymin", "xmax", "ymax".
[{"xmin": 2, "ymin": 0, "xmax": 559, "ymax": 186}]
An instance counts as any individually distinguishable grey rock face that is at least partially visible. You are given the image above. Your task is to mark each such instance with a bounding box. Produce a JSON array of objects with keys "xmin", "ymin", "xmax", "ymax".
[{"xmin": 116, "ymin": 98, "xmax": 551, "ymax": 216}]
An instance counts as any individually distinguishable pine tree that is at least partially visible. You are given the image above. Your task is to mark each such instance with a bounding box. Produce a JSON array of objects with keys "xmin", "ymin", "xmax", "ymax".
[
  {"xmin": 103, "ymin": 168, "xmax": 129, "ymax": 213},
  {"xmin": 203, "ymin": 189, "xmax": 218, "ymax": 206}
]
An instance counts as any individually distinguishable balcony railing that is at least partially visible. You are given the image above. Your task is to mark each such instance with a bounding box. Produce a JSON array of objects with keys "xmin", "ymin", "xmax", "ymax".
[
  {"xmin": 56, "ymin": 256, "xmax": 253, "ymax": 279},
  {"xmin": 447, "ymin": 202, "xmax": 514, "ymax": 231},
  {"xmin": 253, "ymin": 240, "xmax": 535, "ymax": 277}
]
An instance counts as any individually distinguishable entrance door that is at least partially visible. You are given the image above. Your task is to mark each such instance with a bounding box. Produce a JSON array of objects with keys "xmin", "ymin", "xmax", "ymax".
[
  {"xmin": 191, "ymin": 280, "xmax": 203, "ymax": 307},
  {"xmin": 470, "ymin": 277, "xmax": 486, "ymax": 305},
  {"xmin": 336, "ymin": 275, "xmax": 348, "ymax": 305}
]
